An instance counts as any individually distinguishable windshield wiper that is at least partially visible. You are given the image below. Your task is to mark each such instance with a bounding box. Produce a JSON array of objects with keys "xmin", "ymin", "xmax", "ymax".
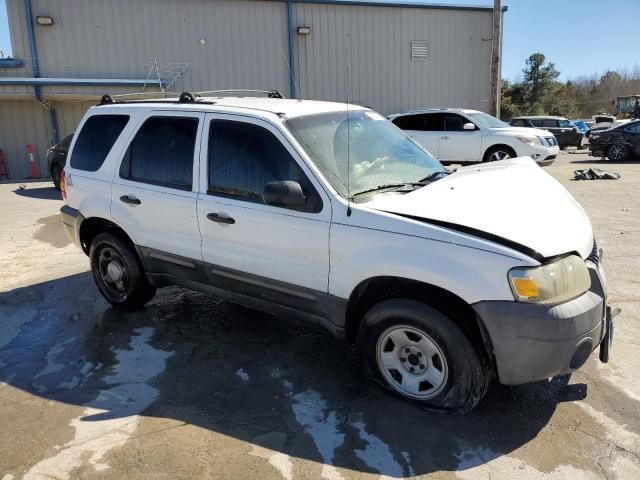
[
  {"xmin": 351, "ymin": 183, "xmax": 414, "ymax": 198},
  {"xmin": 352, "ymin": 171, "xmax": 452, "ymax": 198},
  {"xmin": 418, "ymin": 170, "xmax": 451, "ymax": 183}
]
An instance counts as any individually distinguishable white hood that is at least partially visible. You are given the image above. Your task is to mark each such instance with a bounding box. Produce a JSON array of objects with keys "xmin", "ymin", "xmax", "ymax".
[
  {"xmin": 366, "ymin": 157, "xmax": 593, "ymax": 259},
  {"xmin": 492, "ymin": 126, "xmax": 553, "ymax": 137}
]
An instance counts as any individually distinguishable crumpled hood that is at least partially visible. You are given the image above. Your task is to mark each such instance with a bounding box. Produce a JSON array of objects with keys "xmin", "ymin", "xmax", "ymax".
[{"xmin": 366, "ymin": 157, "xmax": 593, "ymax": 260}]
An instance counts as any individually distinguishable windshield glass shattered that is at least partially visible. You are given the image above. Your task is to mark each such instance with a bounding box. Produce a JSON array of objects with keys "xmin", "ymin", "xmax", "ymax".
[{"xmin": 286, "ymin": 110, "xmax": 445, "ymax": 198}]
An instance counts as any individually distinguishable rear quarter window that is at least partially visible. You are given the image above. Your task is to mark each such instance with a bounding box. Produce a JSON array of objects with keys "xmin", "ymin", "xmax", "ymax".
[{"xmin": 70, "ymin": 115, "xmax": 129, "ymax": 171}]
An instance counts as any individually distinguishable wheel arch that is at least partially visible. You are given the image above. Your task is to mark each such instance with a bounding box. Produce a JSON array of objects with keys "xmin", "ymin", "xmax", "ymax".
[
  {"xmin": 79, "ymin": 216, "xmax": 137, "ymax": 256},
  {"xmin": 483, "ymin": 144, "xmax": 517, "ymax": 162},
  {"xmin": 344, "ymin": 276, "xmax": 495, "ymax": 372}
]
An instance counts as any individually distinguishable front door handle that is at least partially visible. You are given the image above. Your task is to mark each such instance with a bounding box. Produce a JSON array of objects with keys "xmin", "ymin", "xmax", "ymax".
[
  {"xmin": 441, "ymin": 135, "xmax": 450, "ymax": 140},
  {"xmin": 207, "ymin": 212, "xmax": 235, "ymax": 224},
  {"xmin": 120, "ymin": 195, "xmax": 141, "ymax": 205}
]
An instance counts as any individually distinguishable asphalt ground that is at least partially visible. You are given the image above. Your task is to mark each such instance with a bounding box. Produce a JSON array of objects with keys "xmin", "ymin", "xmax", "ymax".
[{"xmin": 1, "ymin": 150, "xmax": 639, "ymax": 480}]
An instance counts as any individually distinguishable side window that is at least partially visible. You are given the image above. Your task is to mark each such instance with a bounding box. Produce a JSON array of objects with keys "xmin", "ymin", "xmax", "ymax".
[
  {"xmin": 542, "ymin": 119, "xmax": 557, "ymax": 128},
  {"xmin": 511, "ymin": 119, "xmax": 526, "ymax": 127},
  {"xmin": 208, "ymin": 120, "xmax": 322, "ymax": 213},
  {"xmin": 443, "ymin": 113, "xmax": 468, "ymax": 131},
  {"xmin": 70, "ymin": 115, "xmax": 129, "ymax": 171},
  {"xmin": 392, "ymin": 114, "xmax": 422, "ymax": 131},
  {"xmin": 625, "ymin": 123, "xmax": 640, "ymax": 133},
  {"xmin": 530, "ymin": 119, "xmax": 544, "ymax": 127},
  {"xmin": 119, "ymin": 116, "xmax": 198, "ymax": 191},
  {"xmin": 558, "ymin": 120, "xmax": 572, "ymax": 128}
]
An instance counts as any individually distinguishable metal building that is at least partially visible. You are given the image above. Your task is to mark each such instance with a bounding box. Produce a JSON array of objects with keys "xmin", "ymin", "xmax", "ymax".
[{"xmin": 0, "ymin": 0, "xmax": 504, "ymax": 180}]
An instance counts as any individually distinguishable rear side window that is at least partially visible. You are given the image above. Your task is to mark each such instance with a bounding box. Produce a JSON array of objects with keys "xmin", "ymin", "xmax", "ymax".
[
  {"xmin": 208, "ymin": 120, "xmax": 322, "ymax": 212},
  {"xmin": 558, "ymin": 120, "xmax": 572, "ymax": 128},
  {"xmin": 510, "ymin": 119, "xmax": 526, "ymax": 127},
  {"xmin": 392, "ymin": 113, "xmax": 443, "ymax": 131},
  {"xmin": 70, "ymin": 115, "xmax": 129, "ymax": 171},
  {"xmin": 119, "ymin": 116, "xmax": 198, "ymax": 191}
]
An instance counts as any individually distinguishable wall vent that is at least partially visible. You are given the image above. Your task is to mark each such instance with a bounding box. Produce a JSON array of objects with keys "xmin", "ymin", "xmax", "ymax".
[{"xmin": 411, "ymin": 41, "xmax": 428, "ymax": 62}]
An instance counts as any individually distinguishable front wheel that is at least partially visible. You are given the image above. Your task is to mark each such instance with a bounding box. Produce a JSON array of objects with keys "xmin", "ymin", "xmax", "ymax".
[
  {"xmin": 356, "ymin": 299, "xmax": 489, "ymax": 413},
  {"xmin": 483, "ymin": 146, "xmax": 516, "ymax": 163},
  {"xmin": 90, "ymin": 232, "xmax": 156, "ymax": 308},
  {"xmin": 607, "ymin": 144, "xmax": 628, "ymax": 161}
]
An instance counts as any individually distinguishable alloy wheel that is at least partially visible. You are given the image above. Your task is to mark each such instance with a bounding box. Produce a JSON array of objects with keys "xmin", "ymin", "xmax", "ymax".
[
  {"xmin": 608, "ymin": 144, "xmax": 627, "ymax": 161},
  {"xmin": 488, "ymin": 150, "xmax": 511, "ymax": 162}
]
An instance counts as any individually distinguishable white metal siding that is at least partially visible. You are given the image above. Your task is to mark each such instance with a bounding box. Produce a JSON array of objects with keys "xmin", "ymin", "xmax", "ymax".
[{"xmin": 293, "ymin": 2, "xmax": 493, "ymax": 114}]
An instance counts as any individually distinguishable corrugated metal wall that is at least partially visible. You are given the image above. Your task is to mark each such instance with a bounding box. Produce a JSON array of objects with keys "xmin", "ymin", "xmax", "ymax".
[
  {"xmin": 0, "ymin": 0, "xmax": 494, "ymax": 180},
  {"xmin": 294, "ymin": 2, "xmax": 493, "ymax": 114}
]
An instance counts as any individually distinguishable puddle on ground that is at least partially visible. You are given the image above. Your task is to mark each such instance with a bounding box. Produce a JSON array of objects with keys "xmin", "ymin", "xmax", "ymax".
[{"xmin": 32, "ymin": 214, "xmax": 70, "ymax": 248}]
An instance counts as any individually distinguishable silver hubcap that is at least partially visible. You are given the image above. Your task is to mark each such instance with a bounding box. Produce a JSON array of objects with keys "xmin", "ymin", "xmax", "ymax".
[
  {"xmin": 489, "ymin": 150, "xmax": 511, "ymax": 162},
  {"xmin": 609, "ymin": 145, "xmax": 625, "ymax": 160},
  {"xmin": 376, "ymin": 325, "xmax": 448, "ymax": 399},
  {"xmin": 106, "ymin": 261, "xmax": 124, "ymax": 283}
]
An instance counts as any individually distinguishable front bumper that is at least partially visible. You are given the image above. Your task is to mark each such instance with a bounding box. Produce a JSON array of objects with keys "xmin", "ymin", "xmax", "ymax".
[
  {"xmin": 60, "ymin": 205, "xmax": 85, "ymax": 250},
  {"xmin": 520, "ymin": 144, "xmax": 560, "ymax": 165},
  {"xmin": 473, "ymin": 266, "xmax": 607, "ymax": 385}
]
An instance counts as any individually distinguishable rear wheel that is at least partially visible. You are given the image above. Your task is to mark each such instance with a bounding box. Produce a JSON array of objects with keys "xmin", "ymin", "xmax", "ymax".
[
  {"xmin": 90, "ymin": 232, "xmax": 156, "ymax": 308},
  {"xmin": 356, "ymin": 299, "xmax": 489, "ymax": 413},
  {"xmin": 607, "ymin": 144, "xmax": 628, "ymax": 161},
  {"xmin": 483, "ymin": 146, "xmax": 516, "ymax": 163},
  {"xmin": 51, "ymin": 164, "xmax": 62, "ymax": 191}
]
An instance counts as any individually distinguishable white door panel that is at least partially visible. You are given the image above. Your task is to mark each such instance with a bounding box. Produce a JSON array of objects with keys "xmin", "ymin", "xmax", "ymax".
[
  {"xmin": 438, "ymin": 131, "xmax": 482, "ymax": 162},
  {"xmin": 197, "ymin": 113, "xmax": 331, "ymax": 293},
  {"xmin": 110, "ymin": 110, "xmax": 204, "ymax": 261},
  {"xmin": 405, "ymin": 130, "xmax": 440, "ymax": 157}
]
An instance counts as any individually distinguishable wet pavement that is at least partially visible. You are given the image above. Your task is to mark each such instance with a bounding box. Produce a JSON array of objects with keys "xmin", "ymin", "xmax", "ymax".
[{"xmin": 1, "ymin": 152, "xmax": 639, "ymax": 479}]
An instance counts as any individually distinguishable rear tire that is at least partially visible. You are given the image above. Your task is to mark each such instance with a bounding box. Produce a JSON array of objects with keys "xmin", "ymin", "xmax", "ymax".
[
  {"xmin": 51, "ymin": 164, "xmax": 62, "ymax": 191},
  {"xmin": 90, "ymin": 232, "xmax": 156, "ymax": 308},
  {"xmin": 356, "ymin": 299, "xmax": 489, "ymax": 413},
  {"xmin": 483, "ymin": 146, "xmax": 516, "ymax": 163}
]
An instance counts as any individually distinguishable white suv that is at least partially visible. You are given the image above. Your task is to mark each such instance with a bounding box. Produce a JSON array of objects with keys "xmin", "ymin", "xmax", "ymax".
[
  {"xmin": 60, "ymin": 92, "xmax": 612, "ymax": 412},
  {"xmin": 389, "ymin": 108, "xmax": 559, "ymax": 165}
]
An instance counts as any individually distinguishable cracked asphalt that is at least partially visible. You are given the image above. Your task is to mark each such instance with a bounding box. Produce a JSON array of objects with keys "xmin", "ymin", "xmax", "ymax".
[{"xmin": 1, "ymin": 151, "xmax": 639, "ymax": 479}]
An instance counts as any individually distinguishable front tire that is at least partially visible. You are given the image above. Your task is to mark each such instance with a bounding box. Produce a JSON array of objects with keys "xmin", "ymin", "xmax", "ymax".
[
  {"xmin": 356, "ymin": 299, "xmax": 489, "ymax": 413},
  {"xmin": 90, "ymin": 232, "xmax": 156, "ymax": 308},
  {"xmin": 483, "ymin": 146, "xmax": 516, "ymax": 163}
]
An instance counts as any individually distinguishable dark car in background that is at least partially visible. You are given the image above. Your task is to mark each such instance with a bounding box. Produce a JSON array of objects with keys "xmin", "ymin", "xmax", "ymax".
[
  {"xmin": 589, "ymin": 120, "xmax": 640, "ymax": 161},
  {"xmin": 46, "ymin": 133, "xmax": 73, "ymax": 190},
  {"xmin": 510, "ymin": 116, "xmax": 583, "ymax": 149}
]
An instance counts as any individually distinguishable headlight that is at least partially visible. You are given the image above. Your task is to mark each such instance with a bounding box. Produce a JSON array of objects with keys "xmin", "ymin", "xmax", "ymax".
[
  {"xmin": 515, "ymin": 136, "xmax": 539, "ymax": 145},
  {"xmin": 508, "ymin": 255, "xmax": 591, "ymax": 304}
]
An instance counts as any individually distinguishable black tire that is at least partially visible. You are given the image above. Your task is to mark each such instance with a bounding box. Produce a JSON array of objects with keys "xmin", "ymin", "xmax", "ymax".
[
  {"xmin": 51, "ymin": 163, "xmax": 62, "ymax": 191},
  {"xmin": 483, "ymin": 146, "xmax": 516, "ymax": 163},
  {"xmin": 89, "ymin": 232, "xmax": 156, "ymax": 308},
  {"xmin": 356, "ymin": 299, "xmax": 489, "ymax": 413},
  {"xmin": 606, "ymin": 144, "xmax": 628, "ymax": 161}
]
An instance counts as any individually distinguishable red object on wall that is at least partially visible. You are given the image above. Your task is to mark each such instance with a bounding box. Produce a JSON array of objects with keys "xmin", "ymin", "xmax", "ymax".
[
  {"xmin": 0, "ymin": 149, "xmax": 8, "ymax": 179},
  {"xmin": 26, "ymin": 144, "xmax": 38, "ymax": 178}
]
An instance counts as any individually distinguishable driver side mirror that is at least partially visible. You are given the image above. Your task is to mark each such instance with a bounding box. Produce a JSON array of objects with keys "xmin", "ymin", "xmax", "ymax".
[
  {"xmin": 463, "ymin": 122, "xmax": 476, "ymax": 130},
  {"xmin": 263, "ymin": 181, "xmax": 307, "ymax": 210}
]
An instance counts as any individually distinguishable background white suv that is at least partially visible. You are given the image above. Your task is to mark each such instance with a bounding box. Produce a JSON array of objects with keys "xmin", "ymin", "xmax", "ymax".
[{"xmin": 389, "ymin": 108, "xmax": 559, "ymax": 165}]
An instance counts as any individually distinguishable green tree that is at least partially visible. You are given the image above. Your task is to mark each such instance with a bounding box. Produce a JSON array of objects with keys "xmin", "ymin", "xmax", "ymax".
[{"xmin": 522, "ymin": 53, "xmax": 561, "ymax": 112}]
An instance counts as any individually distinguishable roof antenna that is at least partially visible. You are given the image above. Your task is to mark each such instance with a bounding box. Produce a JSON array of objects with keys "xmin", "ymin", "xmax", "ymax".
[
  {"xmin": 345, "ymin": 36, "xmax": 352, "ymax": 217},
  {"xmin": 277, "ymin": 40, "xmax": 302, "ymax": 101}
]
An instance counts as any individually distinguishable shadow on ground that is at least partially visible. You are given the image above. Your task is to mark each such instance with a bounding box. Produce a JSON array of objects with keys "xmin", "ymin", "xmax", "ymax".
[
  {"xmin": 12, "ymin": 185, "xmax": 61, "ymax": 200},
  {"xmin": 0, "ymin": 273, "xmax": 587, "ymax": 477},
  {"xmin": 570, "ymin": 158, "xmax": 640, "ymax": 165}
]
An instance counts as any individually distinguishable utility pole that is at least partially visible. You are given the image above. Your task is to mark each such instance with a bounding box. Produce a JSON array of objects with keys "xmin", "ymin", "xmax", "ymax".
[{"xmin": 490, "ymin": 0, "xmax": 503, "ymax": 118}]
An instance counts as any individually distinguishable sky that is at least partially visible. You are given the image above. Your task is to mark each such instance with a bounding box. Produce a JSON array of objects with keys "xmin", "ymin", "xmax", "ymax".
[{"xmin": 1, "ymin": 0, "xmax": 639, "ymax": 81}]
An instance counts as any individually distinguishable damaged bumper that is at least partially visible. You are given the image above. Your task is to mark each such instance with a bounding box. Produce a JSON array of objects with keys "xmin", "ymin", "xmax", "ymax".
[
  {"xmin": 60, "ymin": 205, "xmax": 84, "ymax": 250},
  {"xmin": 474, "ymin": 266, "xmax": 609, "ymax": 385}
]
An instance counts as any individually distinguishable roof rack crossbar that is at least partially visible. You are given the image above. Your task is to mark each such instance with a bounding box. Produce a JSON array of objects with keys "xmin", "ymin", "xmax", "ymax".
[{"xmin": 96, "ymin": 91, "xmax": 215, "ymax": 106}]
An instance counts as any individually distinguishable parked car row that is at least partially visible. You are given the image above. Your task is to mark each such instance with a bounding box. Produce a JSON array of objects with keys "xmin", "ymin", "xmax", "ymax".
[
  {"xmin": 509, "ymin": 116, "xmax": 583, "ymax": 150},
  {"xmin": 59, "ymin": 93, "xmax": 612, "ymax": 412}
]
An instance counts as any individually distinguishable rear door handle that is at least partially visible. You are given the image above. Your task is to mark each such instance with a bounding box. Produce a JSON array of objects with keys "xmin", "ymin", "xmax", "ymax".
[
  {"xmin": 441, "ymin": 135, "xmax": 450, "ymax": 140},
  {"xmin": 120, "ymin": 195, "xmax": 141, "ymax": 205},
  {"xmin": 207, "ymin": 212, "xmax": 235, "ymax": 224}
]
